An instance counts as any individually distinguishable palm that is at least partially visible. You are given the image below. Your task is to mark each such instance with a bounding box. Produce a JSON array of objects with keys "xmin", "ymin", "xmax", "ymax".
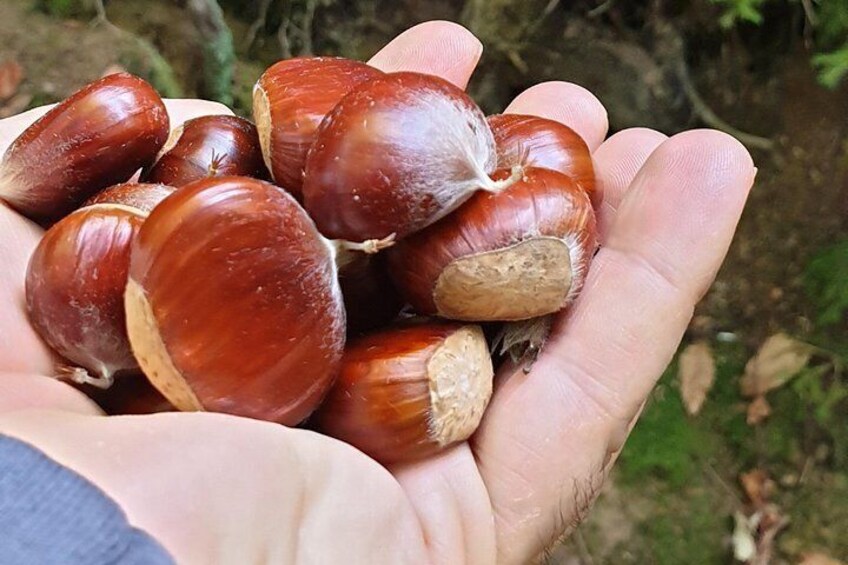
[{"xmin": 0, "ymin": 22, "xmax": 754, "ymax": 565}]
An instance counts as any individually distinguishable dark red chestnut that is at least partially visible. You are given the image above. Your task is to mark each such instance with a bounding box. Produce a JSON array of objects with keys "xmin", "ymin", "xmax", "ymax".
[
  {"xmin": 302, "ymin": 71, "xmax": 521, "ymax": 242},
  {"xmin": 253, "ymin": 57, "xmax": 383, "ymax": 199},
  {"xmin": 488, "ymin": 113, "xmax": 599, "ymax": 207},
  {"xmin": 388, "ymin": 167, "xmax": 597, "ymax": 321},
  {"xmin": 142, "ymin": 115, "xmax": 269, "ymax": 186},
  {"xmin": 0, "ymin": 73, "xmax": 169, "ymax": 223},
  {"xmin": 313, "ymin": 320, "xmax": 494, "ymax": 464},
  {"xmin": 124, "ymin": 176, "xmax": 346, "ymax": 425}
]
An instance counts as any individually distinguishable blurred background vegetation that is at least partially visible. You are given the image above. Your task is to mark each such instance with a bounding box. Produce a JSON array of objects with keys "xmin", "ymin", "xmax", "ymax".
[{"xmin": 1, "ymin": 0, "xmax": 846, "ymax": 563}]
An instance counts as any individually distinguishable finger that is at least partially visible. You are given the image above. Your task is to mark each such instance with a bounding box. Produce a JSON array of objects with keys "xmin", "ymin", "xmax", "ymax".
[
  {"xmin": 0, "ymin": 373, "xmax": 102, "ymax": 415},
  {"xmin": 592, "ymin": 127, "xmax": 668, "ymax": 240},
  {"xmin": 504, "ymin": 82, "xmax": 609, "ymax": 151},
  {"xmin": 162, "ymin": 99, "xmax": 234, "ymax": 128},
  {"xmin": 474, "ymin": 130, "xmax": 755, "ymax": 562},
  {"xmin": 367, "ymin": 21, "xmax": 483, "ymax": 89},
  {"xmin": 0, "ymin": 206, "xmax": 54, "ymax": 373}
]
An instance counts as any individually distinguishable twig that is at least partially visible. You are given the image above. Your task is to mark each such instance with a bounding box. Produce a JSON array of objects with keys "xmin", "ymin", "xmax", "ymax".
[
  {"xmin": 300, "ymin": 0, "xmax": 317, "ymax": 56},
  {"xmin": 277, "ymin": 18, "xmax": 292, "ymax": 59},
  {"xmin": 243, "ymin": 0, "xmax": 273, "ymax": 50},
  {"xmin": 588, "ymin": 0, "xmax": 615, "ymax": 18},
  {"xmin": 800, "ymin": 0, "xmax": 817, "ymax": 26},
  {"xmin": 704, "ymin": 461, "xmax": 745, "ymax": 506},
  {"xmin": 676, "ymin": 59, "xmax": 775, "ymax": 151}
]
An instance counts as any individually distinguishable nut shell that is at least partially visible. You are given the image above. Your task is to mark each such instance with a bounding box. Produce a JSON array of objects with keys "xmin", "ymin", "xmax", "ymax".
[
  {"xmin": 303, "ymin": 71, "xmax": 501, "ymax": 242},
  {"xmin": 0, "ymin": 73, "xmax": 169, "ymax": 223},
  {"xmin": 125, "ymin": 176, "xmax": 346, "ymax": 425},
  {"xmin": 253, "ymin": 57, "xmax": 382, "ymax": 199},
  {"xmin": 26, "ymin": 204, "xmax": 146, "ymax": 382},
  {"xmin": 143, "ymin": 115, "xmax": 269, "ymax": 186},
  {"xmin": 488, "ymin": 113, "xmax": 599, "ymax": 207},
  {"xmin": 313, "ymin": 321, "xmax": 493, "ymax": 464},
  {"xmin": 388, "ymin": 167, "xmax": 597, "ymax": 321}
]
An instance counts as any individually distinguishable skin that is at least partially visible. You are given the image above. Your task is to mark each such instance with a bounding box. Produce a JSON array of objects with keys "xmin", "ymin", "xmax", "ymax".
[{"xmin": 0, "ymin": 20, "xmax": 755, "ymax": 565}]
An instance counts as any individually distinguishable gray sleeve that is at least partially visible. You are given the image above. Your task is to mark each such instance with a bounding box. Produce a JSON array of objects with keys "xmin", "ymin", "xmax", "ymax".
[{"xmin": 0, "ymin": 434, "xmax": 175, "ymax": 565}]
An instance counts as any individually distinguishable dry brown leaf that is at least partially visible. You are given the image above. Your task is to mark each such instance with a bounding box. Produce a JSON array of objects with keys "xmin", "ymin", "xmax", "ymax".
[
  {"xmin": 679, "ymin": 341, "xmax": 716, "ymax": 415},
  {"xmin": 747, "ymin": 395, "xmax": 772, "ymax": 425},
  {"xmin": 0, "ymin": 59, "xmax": 23, "ymax": 101},
  {"xmin": 740, "ymin": 333, "xmax": 812, "ymax": 397},
  {"xmin": 740, "ymin": 469, "xmax": 775, "ymax": 507},
  {"xmin": 798, "ymin": 553, "xmax": 846, "ymax": 565}
]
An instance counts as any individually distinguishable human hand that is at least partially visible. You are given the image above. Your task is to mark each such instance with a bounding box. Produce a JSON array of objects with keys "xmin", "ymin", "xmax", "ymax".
[{"xmin": 0, "ymin": 21, "xmax": 755, "ymax": 564}]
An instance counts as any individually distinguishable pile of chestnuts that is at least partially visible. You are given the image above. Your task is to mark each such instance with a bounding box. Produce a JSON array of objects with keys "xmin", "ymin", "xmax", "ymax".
[{"xmin": 0, "ymin": 57, "xmax": 598, "ymax": 465}]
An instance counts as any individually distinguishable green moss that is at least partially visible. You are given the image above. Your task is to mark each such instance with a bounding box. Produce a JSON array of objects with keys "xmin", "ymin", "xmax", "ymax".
[
  {"xmin": 635, "ymin": 487, "xmax": 730, "ymax": 565},
  {"xmin": 617, "ymin": 364, "xmax": 713, "ymax": 488}
]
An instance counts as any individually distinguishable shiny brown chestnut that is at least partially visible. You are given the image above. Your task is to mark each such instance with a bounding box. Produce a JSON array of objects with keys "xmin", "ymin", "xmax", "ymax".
[
  {"xmin": 488, "ymin": 113, "xmax": 600, "ymax": 207},
  {"xmin": 303, "ymin": 71, "xmax": 521, "ymax": 242},
  {"xmin": 26, "ymin": 183, "xmax": 175, "ymax": 387},
  {"xmin": 27, "ymin": 206, "xmax": 146, "ymax": 387},
  {"xmin": 313, "ymin": 321, "xmax": 493, "ymax": 464},
  {"xmin": 0, "ymin": 73, "xmax": 169, "ymax": 223},
  {"xmin": 253, "ymin": 57, "xmax": 382, "ymax": 199},
  {"xmin": 388, "ymin": 167, "xmax": 597, "ymax": 321},
  {"xmin": 142, "ymin": 115, "xmax": 269, "ymax": 186},
  {"xmin": 124, "ymin": 176, "xmax": 346, "ymax": 425}
]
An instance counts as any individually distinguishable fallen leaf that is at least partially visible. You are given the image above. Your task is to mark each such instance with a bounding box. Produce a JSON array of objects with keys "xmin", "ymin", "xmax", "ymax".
[
  {"xmin": 750, "ymin": 505, "xmax": 790, "ymax": 565},
  {"xmin": 0, "ymin": 59, "xmax": 23, "ymax": 100},
  {"xmin": 747, "ymin": 395, "xmax": 772, "ymax": 425},
  {"xmin": 0, "ymin": 92, "xmax": 32, "ymax": 118},
  {"xmin": 740, "ymin": 469, "xmax": 775, "ymax": 507},
  {"xmin": 732, "ymin": 511, "xmax": 757, "ymax": 562},
  {"xmin": 798, "ymin": 553, "xmax": 846, "ymax": 565},
  {"xmin": 679, "ymin": 341, "xmax": 716, "ymax": 415},
  {"xmin": 741, "ymin": 333, "xmax": 812, "ymax": 397}
]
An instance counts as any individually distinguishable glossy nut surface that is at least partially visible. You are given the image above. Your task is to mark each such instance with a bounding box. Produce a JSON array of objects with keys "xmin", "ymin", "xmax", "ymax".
[
  {"xmin": 303, "ymin": 71, "xmax": 500, "ymax": 242},
  {"xmin": 26, "ymin": 204, "xmax": 146, "ymax": 383},
  {"xmin": 125, "ymin": 176, "xmax": 346, "ymax": 425},
  {"xmin": 388, "ymin": 167, "xmax": 597, "ymax": 321},
  {"xmin": 313, "ymin": 321, "xmax": 493, "ymax": 464},
  {"xmin": 253, "ymin": 57, "xmax": 382, "ymax": 199},
  {"xmin": 0, "ymin": 73, "xmax": 169, "ymax": 223},
  {"xmin": 143, "ymin": 115, "xmax": 269, "ymax": 186},
  {"xmin": 488, "ymin": 113, "xmax": 599, "ymax": 207}
]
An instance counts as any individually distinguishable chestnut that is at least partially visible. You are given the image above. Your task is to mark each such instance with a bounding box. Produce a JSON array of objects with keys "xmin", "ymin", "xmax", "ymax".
[
  {"xmin": 142, "ymin": 115, "xmax": 269, "ymax": 186},
  {"xmin": 388, "ymin": 167, "xmax": 597, "ymax": 321},
  {"xmin": 488, "ymin": 113, "xmax": 600, "ymax": 207},
  {"xmin": 302, "ymin": 71, "xmax": 521, "ymax": 242},
  {"xmin": 124, "ymin": 176, "xmax": 346, "ymax": 426},
  {"xmin": 313, "ymin": 320, "xmax": 494, "ymax": 464},
  {"xmin": 25, "ymin": 183, "xmax": 176, "ymax": 387},
  {"xmin": 0, "ymin": 73, "xmax": 169, "ymax": 224},
  {"xmin": 253, "ymin": 57, "xmax": 383, "ymax": 199}
]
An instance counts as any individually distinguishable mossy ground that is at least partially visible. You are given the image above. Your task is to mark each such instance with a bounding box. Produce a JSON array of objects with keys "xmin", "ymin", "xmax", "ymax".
[{"xmin": 556, "ymin": 341, "xmax": 848, "ymax": 563}]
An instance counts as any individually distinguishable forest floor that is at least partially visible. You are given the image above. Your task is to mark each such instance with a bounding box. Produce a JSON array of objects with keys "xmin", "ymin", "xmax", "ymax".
[{"xmin": 1, "ymin": 0, "xmax": 846, "ymax": 563}]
